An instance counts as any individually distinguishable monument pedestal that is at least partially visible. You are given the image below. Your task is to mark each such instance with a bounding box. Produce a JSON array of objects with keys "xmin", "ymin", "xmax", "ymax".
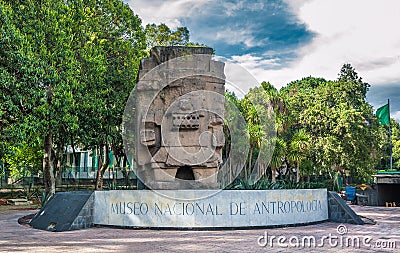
[
  {"xmin": 30, "ymin": 188, "xmax": 366, "ymax": 231},
  {"xmin": 94, "ymin": 189, "xmax": 329, "ymax": 228}
]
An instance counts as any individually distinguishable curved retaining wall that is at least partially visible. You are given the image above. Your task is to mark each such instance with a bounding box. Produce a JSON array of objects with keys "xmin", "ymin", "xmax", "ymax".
[{"xmin": 94, "ymin": 189, "xmax": 328, "ymax": 228}]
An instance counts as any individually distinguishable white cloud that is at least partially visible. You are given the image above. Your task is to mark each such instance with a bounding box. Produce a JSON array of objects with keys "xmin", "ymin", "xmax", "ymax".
[
  {"xmin": 238, "ymin": 0, "xmax": 400, "ymax": 88},
  {"xmin": 393, "ymin": 111, "xmax": 400, "ymax": 122},
  {"xmin": 222, "ymin": 0, "xmax": 265, "ymax": 16},
  {"xmin": 127, "ymin": 0, "xmax": 211, "ymax": 28},
  {"xmin": 231, "ymin": 54, "xmax": 279, "ymax": 70},
  {"xmin": 222, "ymin": 1, "xmax": 244, "ymax": 17},
  {"xmin": 128, "ymin": 0, "xmax": 400, "ymax": 95},
  {"xmin": 129, "ymin": 0, "xmax": 268, "ymax": 48},
  {"xmin": 215, "ymin": 28, "xmax": 265, "ymax": 48}
]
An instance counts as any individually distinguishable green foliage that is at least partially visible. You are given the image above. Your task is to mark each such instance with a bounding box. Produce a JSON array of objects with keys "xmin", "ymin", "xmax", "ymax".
[
  {"xmin": 145, "ymin": 24, "xmax": 188, "ymax": 48},
  {"xmin": 388, "ymin": 119, "xmax": 400, "ymax": 169},
  {"xmin": 4, "ymin": 143, "xmax": 43, "ymax": 178},
  {"xmin": 0, "ymin": 0, "xmax": 146, "ymax": 193},
  {"xmin": 279, "ymin": 65, "xmax": 380, "ymax": 183},
  {"xmin": 229, "ymin": 64, "xmax": 384, "ymax": 187},
  {"xmin": 304, "ymin": 178, "xmax": 334, "ymax": 190},
  {"xmin": 144, "ymin": 23, "xmax": 204, "ymax": 49},
  {"xmin": 225, "ymin": 178, "xmax": 302, "ymax": 190},
  {"xmin": 1, "ymin": 0, "xmax": 212, "ymax": 192}
]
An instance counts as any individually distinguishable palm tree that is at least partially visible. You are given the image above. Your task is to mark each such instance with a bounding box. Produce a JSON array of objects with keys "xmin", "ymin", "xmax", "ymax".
[
  {"xmin": 270, "ymin": 137, "xmax": 286, "ymax": 183},
  {"xmin": 287, "ymin": 129, "xmax": 311, "ymax": 183}
]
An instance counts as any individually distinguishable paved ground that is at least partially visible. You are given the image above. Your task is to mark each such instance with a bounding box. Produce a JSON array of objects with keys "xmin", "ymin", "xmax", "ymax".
[{"xmin": 0, "ymin": 205, "xmax": 399, "ymax": 253}]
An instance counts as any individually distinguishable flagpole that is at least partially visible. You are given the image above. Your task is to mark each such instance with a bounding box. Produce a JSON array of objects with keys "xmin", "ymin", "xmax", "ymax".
[{"xmin": 388, "ymin": 98, "xmax": 393, "ymax": 170}]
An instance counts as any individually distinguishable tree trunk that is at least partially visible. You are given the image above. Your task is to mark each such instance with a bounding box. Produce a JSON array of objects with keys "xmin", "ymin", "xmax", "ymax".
[
  {"xmin": 56, "ymin": 159, "xmax": 62, "ymax": 185},
  {"xmin": 55, "ymin": 142, "xmax": 64, "ymax": 185},
  {"xmin": 96, "ymin": 144, "xmax": 110, "ymax": 190},
  {"xmin": 43, "ymin": 84, "xmax": 55, "ymax": 196},
  {"xmin": 246, "ymin": 146, "xmax": 252, "ymax": 180},
  {"xmin": 271, "ymin": 166, "xmax": 276, "ymax": 183},
  {"xmin": 43, "ymin": 133, "xmax": 55, "ymax": 195},
  {"xmin": 121, "ymin": 154, "xmax": 129, "ymax": 186},
  {"xmin": 296, "ymin": 162, "xmax": 300, "ymax": 183}
]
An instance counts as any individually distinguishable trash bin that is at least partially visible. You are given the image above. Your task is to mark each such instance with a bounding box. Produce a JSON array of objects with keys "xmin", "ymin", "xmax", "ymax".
[{"xmin": 345, "ymin": 186, "xmax": 356, "ymax": 202}]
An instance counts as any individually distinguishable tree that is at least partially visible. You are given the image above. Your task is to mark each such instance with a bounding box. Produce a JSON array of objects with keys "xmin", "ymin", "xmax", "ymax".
[
  {"xmin": 144, "ymin": 23, "xmax": 204, "ymax": 49},
  {"xmin": 1, "ymin": 0, "xmax": 146, "ymax": 194},
  {"xmin": 70, "ymin": 0, "xmax": 146, "ymax": 190},
  {"xmin": 287, "ymin": 129, "xmax": 310, "ymax": 183},
  {"xmin": 378, "ymin": 119, "xmax": 400, "ymax": 170},
  {"xmin": 241, "ymin": 84, "xmax": 280, "ymax": 183},
  {"xmin": 391, "ymin": 120, "xmax": 400, "ymax": 169},
  {"xmin": 280, "ymin": 65, "xmax": 380, "ymax": 183},
  {"xmin": 239, "ymin": 96, "xmax": 261, "ymax": 179},
  {"xmin": 221, "ymin": 92, "xmax": 250, "ymax": 187},
  {"xmin": 269, "ymin": 137, "xmax": 286, "ymax": 183},
  {"xmin": 1, "ymin": 0, "xmax": 80, "ymax": 195},
  {"xmin": 4, "ymin": 143, "xmax": 43, "ymax": 179}
]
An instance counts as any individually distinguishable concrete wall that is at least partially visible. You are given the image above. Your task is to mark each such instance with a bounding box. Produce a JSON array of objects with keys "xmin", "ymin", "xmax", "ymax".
[
  {"xmin": 358, "ymin": 188, "xmax": 378, "ymax": 206},
  {"xmin": 328, "ymin": 191, "xmax": 364, "ymax": 225},
  {"xmin": 70, "ymin": 193, "xmax": 95, "ymax": 230}
]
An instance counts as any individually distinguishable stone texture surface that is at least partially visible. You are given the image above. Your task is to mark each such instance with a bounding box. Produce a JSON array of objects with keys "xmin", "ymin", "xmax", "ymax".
[
  {"xmin": 134, "ymin": 46, "xmax": 225, "ymax": 189},
  {"xmin": 94, "ymin": 189, "xmax": 328, "ymax": 228},
  {"xmin": 70, "ymin": 192, "xmax": 94, "ymax": 230},
  {"xmin": 30, "ymin": 191, "xmax": 94, "ymax": 231},
  {"xmin": 1, "ymin": 205, "xmax": 399, "ymax": 252},
  {"xmin": 328, "ymin": 191, "xmax": 364, "ymax": 225}
]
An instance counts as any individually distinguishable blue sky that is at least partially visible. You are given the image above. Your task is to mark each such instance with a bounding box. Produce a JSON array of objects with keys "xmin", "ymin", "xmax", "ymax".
[{"xmin": 127, "ymin": 0, "xmax": 400, "ymax": 121}]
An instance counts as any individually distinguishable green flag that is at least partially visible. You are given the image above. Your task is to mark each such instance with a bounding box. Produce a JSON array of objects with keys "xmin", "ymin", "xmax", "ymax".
[{"xmin": 376, "ymin": 103, "xmax": 390, "ymax": 125}]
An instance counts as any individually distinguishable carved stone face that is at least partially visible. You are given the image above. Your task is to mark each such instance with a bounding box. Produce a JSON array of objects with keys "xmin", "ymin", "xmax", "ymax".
[{"xmin": 134, "ymin": 47, "xmax": 225, "ymax": 189}]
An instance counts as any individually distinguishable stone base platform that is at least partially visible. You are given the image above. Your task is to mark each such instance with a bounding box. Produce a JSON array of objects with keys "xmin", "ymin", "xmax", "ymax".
[
  {"xmin": 94, "ymin": 189, "xmax": 329, "ymax": 228},
  {"xmin": 30, "ymin": 191, "xmax": 94, "ymax": 232},
  {"xmin": 29, "ymin": 189, "xmax": 369, "ymax": 231}
]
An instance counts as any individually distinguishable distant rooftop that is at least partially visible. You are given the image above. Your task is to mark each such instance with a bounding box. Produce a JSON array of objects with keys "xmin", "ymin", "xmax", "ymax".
[{"xmin": 376, "ymin": 170, "xmax": 400, "ymax": 175}]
